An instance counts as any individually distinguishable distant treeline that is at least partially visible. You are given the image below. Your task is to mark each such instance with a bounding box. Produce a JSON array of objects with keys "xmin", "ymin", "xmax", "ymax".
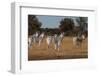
[{"xmin": 28, "ymin": 15, "xmax": 88, "ymax": 37}]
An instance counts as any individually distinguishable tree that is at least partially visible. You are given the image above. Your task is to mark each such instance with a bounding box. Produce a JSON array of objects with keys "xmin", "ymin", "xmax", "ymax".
[
  {"xmin": 79, "ymin": 17, "xmax": 88, "ymax": 37},
  {"xmin": 28, "ymin": 15, "xmax": 42, "ymax": 35},
  {"xmin": 59, "ymin": 18, "xmax": 74, "ymax": 32},
  {"xmin": 79, "ymin": 17, "xmax": 88, "ymax": 31}
]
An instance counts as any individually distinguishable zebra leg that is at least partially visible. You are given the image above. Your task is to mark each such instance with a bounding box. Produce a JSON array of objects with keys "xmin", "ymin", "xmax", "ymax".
[
  {"xmin": 79, "ymin": 42, "xmax": 81, "ymax": 48},
  {"xmin": 39, "ymin": 40, "xmax": 41, "ymax": 46},
  {"xmin": 76, "ymin": 42, "xmax": 79, "ymax": 48},
  {"xmin": 58, "ymin": 45, "xmax": 61, "ymax": 51},
  {"xmin": 58, "ymin": 47, "xmax": 60, "ymax": 51},
  {"xmin": 55, "ymin": 44, "xmax": 57, "ymax": 50},
  {"xmin": 48, "ymin": 45, "xmax": 50, "ymax": 49}
]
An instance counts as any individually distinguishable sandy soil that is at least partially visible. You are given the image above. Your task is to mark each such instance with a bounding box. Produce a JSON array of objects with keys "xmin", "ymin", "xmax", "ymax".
[{"xmin": 28, "ymin": 37, "xmax": 88, "ymax": 61}]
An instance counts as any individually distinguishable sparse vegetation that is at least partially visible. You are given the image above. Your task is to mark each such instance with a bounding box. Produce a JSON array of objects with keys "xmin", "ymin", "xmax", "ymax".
[{"xmin": 28, "ymin": 37, "xmax": 88, "ymax": 60}]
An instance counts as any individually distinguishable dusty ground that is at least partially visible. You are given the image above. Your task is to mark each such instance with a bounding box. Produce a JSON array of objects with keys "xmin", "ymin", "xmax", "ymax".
[{"xmin": 28, "ymin": 37, "xmax": 88, "ymax": 61}]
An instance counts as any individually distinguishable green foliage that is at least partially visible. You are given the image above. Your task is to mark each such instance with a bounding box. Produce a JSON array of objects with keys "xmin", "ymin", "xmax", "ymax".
[
  {"xmin": 28, "ymin": 15, "xmax": 88, "ymax": 37},
  {"xmin": 59, "ymin": 18, "xmax": 74, "ymax": 32},
  {"xmin": 28, "ymin": 15, "xmax": 42, "ymax": 35}
]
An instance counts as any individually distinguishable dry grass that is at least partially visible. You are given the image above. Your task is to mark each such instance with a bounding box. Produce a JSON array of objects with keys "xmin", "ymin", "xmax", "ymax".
[{"xmin": 28, "ymin": 37, "xmax": 88, "ymax": 60}]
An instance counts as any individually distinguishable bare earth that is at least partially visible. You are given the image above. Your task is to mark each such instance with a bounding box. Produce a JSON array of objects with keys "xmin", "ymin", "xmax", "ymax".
[{"xmin": 28, "ymin": 37, "xmax": 88, "ymax": 61}]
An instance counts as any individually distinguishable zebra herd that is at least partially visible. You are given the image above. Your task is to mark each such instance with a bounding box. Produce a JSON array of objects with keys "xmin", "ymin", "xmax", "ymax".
[
  {"xmin": 28, "ymin": 31, "xmax": 86, "ymax": 51},
  {"xmin": 28, "ymin": 32, "xmax": 45, "ymax": 48},
  {"xmin": 46, "ymin": 32, "xmax": 64, "ymax": 51}
]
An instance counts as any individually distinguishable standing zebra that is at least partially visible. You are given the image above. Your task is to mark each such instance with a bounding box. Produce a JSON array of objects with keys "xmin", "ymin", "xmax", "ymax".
[
  {"xmin": 54, "ymin": 32, "xmax": 64, "ymax": 51},
  {"xmin": 73, "ymin": 32, "xmax": 85, "ymax": 48},
  {"xmin": 38, "ymin": 32, "xmax": 45, "ymax": 46},
  {"xmin": 46, "ymin": 35, "xmax": 52, "ymax": 48}
]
